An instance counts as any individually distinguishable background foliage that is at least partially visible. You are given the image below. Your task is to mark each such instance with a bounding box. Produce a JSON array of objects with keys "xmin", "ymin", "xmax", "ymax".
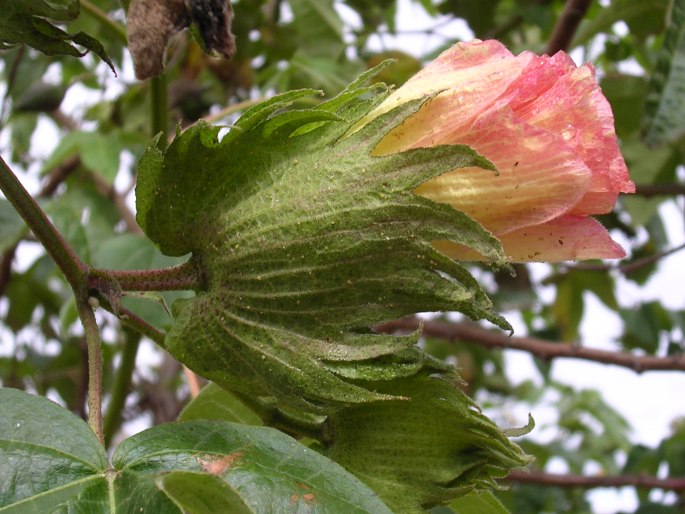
[{"xmin": 1, "ymin": 0, "xmax": 685, "ymax": 512}]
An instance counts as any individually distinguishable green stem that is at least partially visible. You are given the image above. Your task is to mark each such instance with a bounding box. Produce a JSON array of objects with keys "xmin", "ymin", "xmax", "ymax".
[
  {"xmin": 95, "ymin": 293, "xmax": 167, "ymax": 347},
  {"xmin": 89, "ymin": 259, "xmax": 202, "ymax": 292},
  {"xmin": 77, "ymin": 297, "xmax": 104, "ymax": 444},
  {"xmin": 0, "ymin": 156, "xmax": 87, "ymax": 292},
  {"xmin": 103, "ymin": 330, "xmax": 140, "ymax": 446},
  {"xmin": 81, "ymin": 0, "xmax": 128, "ymax": 44},
  {"xmin": 150, "ymin": 75, "xmax": 168, "ymax": 147}
]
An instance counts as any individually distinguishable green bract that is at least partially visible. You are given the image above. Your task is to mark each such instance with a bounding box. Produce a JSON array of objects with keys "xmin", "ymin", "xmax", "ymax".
[
  {"xmin": 326, "ymin": 374, "xmax": 531, "ymax": 512},
  {"xmin": 136, "ymin": 68, "xmax": 510, "ymax": 411}
]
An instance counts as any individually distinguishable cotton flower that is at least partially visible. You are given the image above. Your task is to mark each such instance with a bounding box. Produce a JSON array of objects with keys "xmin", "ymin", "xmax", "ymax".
[{"xmin": 364, "ymin": 40, "xmax": 635, "ymax": 261}]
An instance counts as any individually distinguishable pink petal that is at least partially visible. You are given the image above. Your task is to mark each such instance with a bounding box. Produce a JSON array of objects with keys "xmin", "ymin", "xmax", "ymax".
[
  {"xmin": 511, "ymin": 62, "xmax": 635, "ymax": 214},
  {"xmin": 434, "ymin": 216, "xmax": 626, "ymax": 262},
  {"xmin": 370, "ymin": 41, "xmax": 534, "ymax": 154},
  {"xmin": 414, "ymin": 105, "xmax": 591, "ymax": 235}
]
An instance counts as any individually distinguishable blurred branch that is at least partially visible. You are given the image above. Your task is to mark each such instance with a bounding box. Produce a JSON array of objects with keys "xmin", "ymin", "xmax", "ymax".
[
  {"xmin": 49, "ymin": 109, "xmax": 79, "ymax": 131},
  {"xmin": 0, "ymin": 46, "xmax": 25, "ymax": 125},
  {"xmin": 0, "ymin": 156, "xmax": 87, "ymax": 290},
  {"xmin": 546, "ymin": 0, "xmax": 593, "ymax": 54},
  {"xmin": 139, "ymin": 354, "xmax": 185, "ymax": 424},
  {"xmin": 89, "ymin": 171, "xmax": 142, "ymax": 234},
  {"xmin": 507, "ymin": 469, "xmax": 685, "ymax": 491},
  {"xmin": 41, "ymin": 155, "xmax": 81, "ymax": 196},
  {"xmin": 635, "ymin": 183, "xmax": 685, "ymax": 197},
  {"xmin": 377, "ymin": 318, "xmax": 685, "ymax": 373},
  {"xmin": 0, "ymin": 155, "xmax": 81, "ymax": 296}
]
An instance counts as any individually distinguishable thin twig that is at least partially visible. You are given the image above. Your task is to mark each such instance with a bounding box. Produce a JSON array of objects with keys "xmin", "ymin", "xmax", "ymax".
[
  {"xmin": 635, "ymin": 183, "xmax": 685, "ymax": 197},
  {"xmin": 507, "ymin": 469, "xmax": 685, "ymax": 491},
  {"xmin": 95, "ymin": 293, "xmax": 167, "ymax": 347},
  {"xmin": 546, "ymin": 0, "xmax": 593, "ymax": 54},
  {"xmin": 377, "ymin": 318, "xmax": 685, "ymax": 373}
]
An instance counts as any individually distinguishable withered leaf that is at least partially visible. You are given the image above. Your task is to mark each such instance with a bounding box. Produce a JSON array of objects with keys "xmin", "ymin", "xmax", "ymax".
[{"xmin": 127, "ymin": 0, "xmax": 235, "ymax": 80}]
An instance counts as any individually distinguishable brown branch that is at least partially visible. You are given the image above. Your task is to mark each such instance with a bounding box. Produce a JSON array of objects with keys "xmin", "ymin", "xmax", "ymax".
[
  {"xmin": 40, "ymin": 155, "xmax": 81, "ymax": 196},
  {"xmin": 89, "ymin": 171, "xmax": 142, "ymax": 235},
  {"xmin": 635, "ymin": 183, "xmax": 685, "ymax": 197},
  {"xmin": 377, "ymin": 318, "xmax": 685, "ymax": 373},
  {"xmin": 546, "ymin": 0, "xmax": 593, "ymax": 55},
  {"xmin": 507, "ymin": 469, "xmax": 685, "ymax": 491}
]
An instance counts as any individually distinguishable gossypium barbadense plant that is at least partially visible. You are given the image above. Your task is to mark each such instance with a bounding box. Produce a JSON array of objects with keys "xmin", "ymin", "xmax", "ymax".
[{"xmin": 135, "ymin": 40, "xmax": 632, "ymax": 511}]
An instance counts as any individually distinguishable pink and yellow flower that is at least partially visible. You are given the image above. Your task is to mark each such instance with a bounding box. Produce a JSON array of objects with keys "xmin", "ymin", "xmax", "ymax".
[{"xmin": 366, "ymin": 40, "xmax": 635, "ymax": 262}]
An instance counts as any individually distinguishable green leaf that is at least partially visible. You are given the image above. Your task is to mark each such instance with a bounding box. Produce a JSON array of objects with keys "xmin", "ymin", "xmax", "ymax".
[
  {"xmin": 600, "ymin": 74, "xmax": 648, "ymax": 138},
  {"xmin": 0, "ymin": 387, "xmax": 108, "ymax": 512},
  {"xmin": 112, "ymin": 421, "xmax": 394, "ymax": 514},
  {"xmin": 156, "ymin": 472, "xmax": 253, "ymax": 514},
  {"xmin": 5, "ymin": 256, "xmax": 62, "ymax": 333},
  {"xmin": 136, "ymin": 74, "xmax": 508, "ymax": 411},
  {"xmin": 41, "ymin": 130, "xmax": 122, "ymax": 184},
  {"xmin": 643, "ymin": 0, "xmax": 685, "ymax": 145},
  {"xmin": 0, "ymin": 0, "xmax": 115, "ymax": 73},
  {"xmin": 0, "ymin": 388, "xmax": 394, "ymax": 513},
  {"xmin": 0, "ymin": 199, "xmax": 26, "ymax": 252},
  {"xmin": 620, "ymin": 138, "xmax": 678, "ymax": 225},
  {"xmin": 289, "ymin": 0, "xmax": 344, "ymax": 58},
  {"xmin": 620, "ymin": 301, "xmax": 673, "ymax": 353},
  {"xmin": 552, "ymin": 274, "xmax": 585, "ymax": 341},
  {"xmin": 178, "ymin": 382, "xmax": 263, "ymax": 426}
]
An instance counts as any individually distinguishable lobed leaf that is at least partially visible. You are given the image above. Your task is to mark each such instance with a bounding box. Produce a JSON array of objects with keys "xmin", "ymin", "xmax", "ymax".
[{"xmin": 0, "ymin": 388, "xmax": 393, "ymax": 513}]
